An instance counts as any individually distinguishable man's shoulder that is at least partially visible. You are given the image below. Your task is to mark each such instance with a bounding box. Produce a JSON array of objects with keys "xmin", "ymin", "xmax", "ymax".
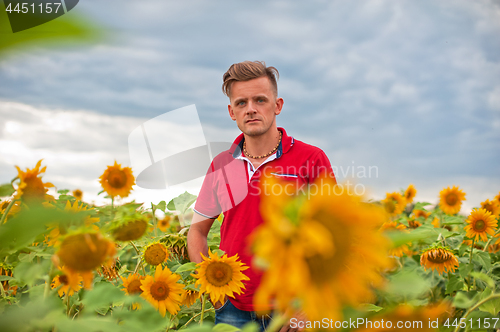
[{"xmin": 289, "ymin": 138, "xmax": 327, "ymax": 157}]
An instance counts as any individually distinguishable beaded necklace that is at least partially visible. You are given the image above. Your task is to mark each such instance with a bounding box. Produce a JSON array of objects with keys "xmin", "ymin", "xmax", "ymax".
[{"xmin": 243, "ymin": 131, "xmax": 282, "ymax": 159}]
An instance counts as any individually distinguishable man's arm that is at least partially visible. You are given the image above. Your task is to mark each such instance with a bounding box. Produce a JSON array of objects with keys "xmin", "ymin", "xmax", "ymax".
[
  {"xmin": 187, "ymin": 212, "xmax": 216, "ymax": 264},
  {"xmin": 187, "ymin": 212, "xmax": 228, "ymax": 308}
]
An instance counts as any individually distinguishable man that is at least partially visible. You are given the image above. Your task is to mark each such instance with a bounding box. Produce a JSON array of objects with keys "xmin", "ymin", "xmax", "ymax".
[{"xmin": 187, "ymin": 61, "xmax": 335, "ymax": 331}]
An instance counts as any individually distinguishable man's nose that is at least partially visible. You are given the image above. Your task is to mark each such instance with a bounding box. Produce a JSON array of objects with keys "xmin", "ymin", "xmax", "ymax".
[{"xmin": 246, "ymin": 101, "xmax": 258, "ymax": 114}]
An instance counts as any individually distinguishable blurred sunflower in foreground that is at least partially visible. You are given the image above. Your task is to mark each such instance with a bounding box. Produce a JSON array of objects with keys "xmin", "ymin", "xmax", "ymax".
[
  {"xmin": 194, "ymin": 250, "xmax": 249, "ymax": 305},
  {"xmin": 53, "ymin": 231, "xmax": 117, "ymax": 288},
  {"xmin": 46, "ymin": 200, "xmax": 100, "ymax": 246},
  {"xmin": 252, "ymin": 177, "xmax": 391, "ymax": 321},
  {"xmin": 14, "ymin": 159, "xmax": 54, "ymax": 206},
  {"xmin": 141, "ymin": 265, "xmax": 184, "ymax": 317},
  {"xmin": 439, "ymin": 186, "xmax": 465, "ymax": 215},
  {"xmin": 99, "ymin": 161, "xmax": 135, "ymax": 198},
  {"xmin": 355, "ymin": 302, "xmax": 451, "ymax": 332}
]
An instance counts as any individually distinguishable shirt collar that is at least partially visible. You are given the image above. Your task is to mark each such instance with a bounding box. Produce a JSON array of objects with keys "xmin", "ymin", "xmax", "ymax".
[{"xmin": 230, "ymin": 127, "xmax": 293, "ymax": 159}]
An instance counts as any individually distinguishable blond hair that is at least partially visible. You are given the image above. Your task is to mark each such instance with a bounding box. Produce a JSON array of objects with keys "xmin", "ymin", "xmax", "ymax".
[{"xmin": 222, "ymin": 61, "xmax": 279, "ymax": 98}]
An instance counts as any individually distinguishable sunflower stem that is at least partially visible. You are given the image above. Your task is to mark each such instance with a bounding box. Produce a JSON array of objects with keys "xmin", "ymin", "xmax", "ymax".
[
  {"xmin": 0, "ymin": 199, "xmax": 19, "ymax": 224},
  {"xmin": 199, "ymin": 293, "xmax": 207, "ymax": 325},
  {"xmin": 453, "ymin": 293, "xmax": 500, "ymax": 332},
  {"xmin": 130, "ymin": 241, "xmax": 146, "ymax": 275},
  {"xmin": 65, "ymin": 293, "xmax": 71, "ymax": 316},
  {"xmin": 44, "ymin": 265, "xmax": 56, "ymax": 298},
  {"xmin": 467, "ymin": 239, "xmax": 475, "ymax": 291},
  {"xmin": 482, "ymin": 228, "xmax": 500, "ymax": 252},
  {"xmin": 182, "ymin": 308, "xmax": 214, "ymax": 328},
  {"xmin": 0, "ymin": 280, "xmax": 6, "ymax": 298},
  {"xmin": 151, "ymin": 203, "xmax": 157, "ymax": 237},
  {"xmin": 166, "ymin": 312, "xmax": 178, "ymax": 332}
]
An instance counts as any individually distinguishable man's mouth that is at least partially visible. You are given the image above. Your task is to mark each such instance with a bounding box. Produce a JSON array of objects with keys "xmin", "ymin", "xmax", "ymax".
[{"xmin": 246, "ymin": 119, "xmax": 260, "ymax": 123}]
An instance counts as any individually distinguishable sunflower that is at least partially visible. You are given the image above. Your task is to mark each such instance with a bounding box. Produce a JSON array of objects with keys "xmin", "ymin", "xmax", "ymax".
[
  {"xmin": 141, "ymin": 265, "xmax": 184, "ymax": 316},
  {"xmin": 464, "ymin": 208, "xmax": 497, "ymax": 242},
  {"xmin": 480, "ymin": 199, "xmax": 500, "ymax": 217},
  {"xmin": 46, "ymin": 200, "xmax": 99, "ymax": 246},
  {"xmin": 381, "ymin": 221, "xmax": 412, "ymax": 257},
  {"xmin": 495, "ymin": 192, "xmax": 500, "ymax": 206},
  {"xmin": 439, "ymin": 186, "xmax": 466, "ymax": 215},
  {"xmin": 356, "ymin": 302, "xmax": 451, "ymax": 332},
  {"xmin": 404, "ymin": 184, "xmax": 417, "ymax": 204},
  {"xmin": 158, "ymin": 215, "xmax": 171, "ymax": 232},
  {"xmin": 382, "ymin": 192, "xmax": 405, "ymax": 216},
  {"xmin": 143, "ymin": 242, "xmax": 169, "ymax": 266},
  {"xmin": 431, "ymin": 217, "xmax": 440, "ymax": 228},
  {"xmin": 113, "ymin": 218, "xmax": 148, "ymax": 241},
  {"xmin": 420, "ymin": 246, "xmax": 459, "ymax": 275},
  {"xmin": 54, "ymin": 232, "xmax": 117, "ymax": 288},
  {"xmin": 407, "ymin": 219, "xmax": 422, "ymax": 229},
  {"xmin": 121, "ymin": 273, "xmax": 145, "ymax": 296},
  {"xmin": 72, "ymin": 189, "xmax": 83, "ymax": 201},
  {"xmin": 51, "ymin": 266, "xmax": 83, "ymax": 297},
  {"xmin": 252, "ymin": 176, "xmax": 391, "ymax": 321},
  {"xmin": 161, "ymin": 233, "xmax": 188, "ymax": 261},
  {"xmin": 0, "ymin": 263, "xmax": 18, "ymax": 296},
  {"xmin": 121, "ymin": 273, "xmax": 145, "ymax": 310},
  {"xmin": 0, "ymin": 200, "xmax": 21, "ymax": 223},
  {"xmin": 181, "ymin": 289, "xmax": 200, "ymax": 307},
  {"xmin": 462, "ymin": 240, "xmax": 484, "ymax": 250},
  {"xmin": 97, "ymin": 259, "xmax": 121, "ymax": 281},
  {"xmin": 194, "ymin": 250, "xmax": 250, "ymax": 305},
  {"xmin": 412, "ymin": 209, "xmax": 431, "ymax": 219},
  {"xmin": 99, "ymin": 161, "xmax": 135, "ymax": 198},
  {"xmin": 14, "ymin": 159, "xmax": 54, "ymax": 206}
]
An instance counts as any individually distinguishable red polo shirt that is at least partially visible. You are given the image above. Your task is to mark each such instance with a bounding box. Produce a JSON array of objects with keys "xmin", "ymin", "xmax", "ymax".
[{"xmin": 194, "ymin": 128, "xmax": 335, "ymax": 311}]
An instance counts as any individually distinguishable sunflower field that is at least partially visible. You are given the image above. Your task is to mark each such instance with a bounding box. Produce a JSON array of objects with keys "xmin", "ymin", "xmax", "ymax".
[{"xmin": 1, "ymin": 160, "xmax": 500, "ymax": 332}]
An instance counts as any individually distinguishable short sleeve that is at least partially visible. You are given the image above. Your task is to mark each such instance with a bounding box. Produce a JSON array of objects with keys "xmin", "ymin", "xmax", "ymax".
[{"xmin": 193, "ymin": 162, "xmax": 222, "ymax": 219}]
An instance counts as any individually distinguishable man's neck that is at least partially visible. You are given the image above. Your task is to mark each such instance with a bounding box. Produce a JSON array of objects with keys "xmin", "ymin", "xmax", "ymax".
[{"xmin": 243, "ymin": 127, "xmax": 280, "ymax": 159}]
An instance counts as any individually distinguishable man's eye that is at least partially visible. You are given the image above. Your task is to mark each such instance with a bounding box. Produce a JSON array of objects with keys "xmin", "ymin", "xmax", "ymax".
[{"xmin": 238, "ymin": 101, "xmax": 246, "ymax": 106}]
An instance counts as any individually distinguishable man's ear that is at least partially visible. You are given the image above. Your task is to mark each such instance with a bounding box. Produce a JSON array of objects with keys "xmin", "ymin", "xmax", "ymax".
[
  {"xmin": 275, "ymin": 97, "xmax": 284, "ymax": 115},
  {"xmin": 228, "ymin": 104, "xmax": 236, "ymax": 121}
]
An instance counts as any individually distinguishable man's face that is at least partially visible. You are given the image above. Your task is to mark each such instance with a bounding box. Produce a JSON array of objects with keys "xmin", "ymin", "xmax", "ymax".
[{"xmin": 228, "ymin": 76, "xmax": 284, "ymax": 137}]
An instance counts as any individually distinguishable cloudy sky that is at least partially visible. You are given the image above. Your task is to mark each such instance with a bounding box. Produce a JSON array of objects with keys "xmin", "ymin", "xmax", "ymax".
[{"xmin": 1, "ymin": 0, "xmax": 499, "ymax": 212}]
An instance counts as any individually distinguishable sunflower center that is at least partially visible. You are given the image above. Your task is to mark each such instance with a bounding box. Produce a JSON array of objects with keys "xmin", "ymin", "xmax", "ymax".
[
  {"xmin": 205, "ymin": 262, "xmax": 233, "ymax": 287},
  {"xmin": 445, "ymin": 193, "xmax": 458, "ymax": 206},
  {"xmin": 107, "ymin": 170, "xmax": 127, "ymax": 189},
  {"xmin": 59, "ymin": 275, "xmax": 69, "ymax": 285},
  {"xmin": 144, "ymin": 244, "xmax": 167, "ymax": 265},
  {"xmin": 385, "ymin": 201, "xmax": 396, "ymax": 214},
  {"xmin": 483, "ymin": 204, "xmax": 493, "ymax": 213},
  {"xmin": 427, "ymin": 249, "xmax": 452, "ymax": 264},
  {"xmin": 150, "ymin": 281, "xmax": 170, "ymax": 301},
  {"xmin": 127, "ymin": 279, "xmax": 143, "ymax": 295},
  {"xmin": 473, "ymin": 220, "xmax": 486, "ymax": 231}
]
